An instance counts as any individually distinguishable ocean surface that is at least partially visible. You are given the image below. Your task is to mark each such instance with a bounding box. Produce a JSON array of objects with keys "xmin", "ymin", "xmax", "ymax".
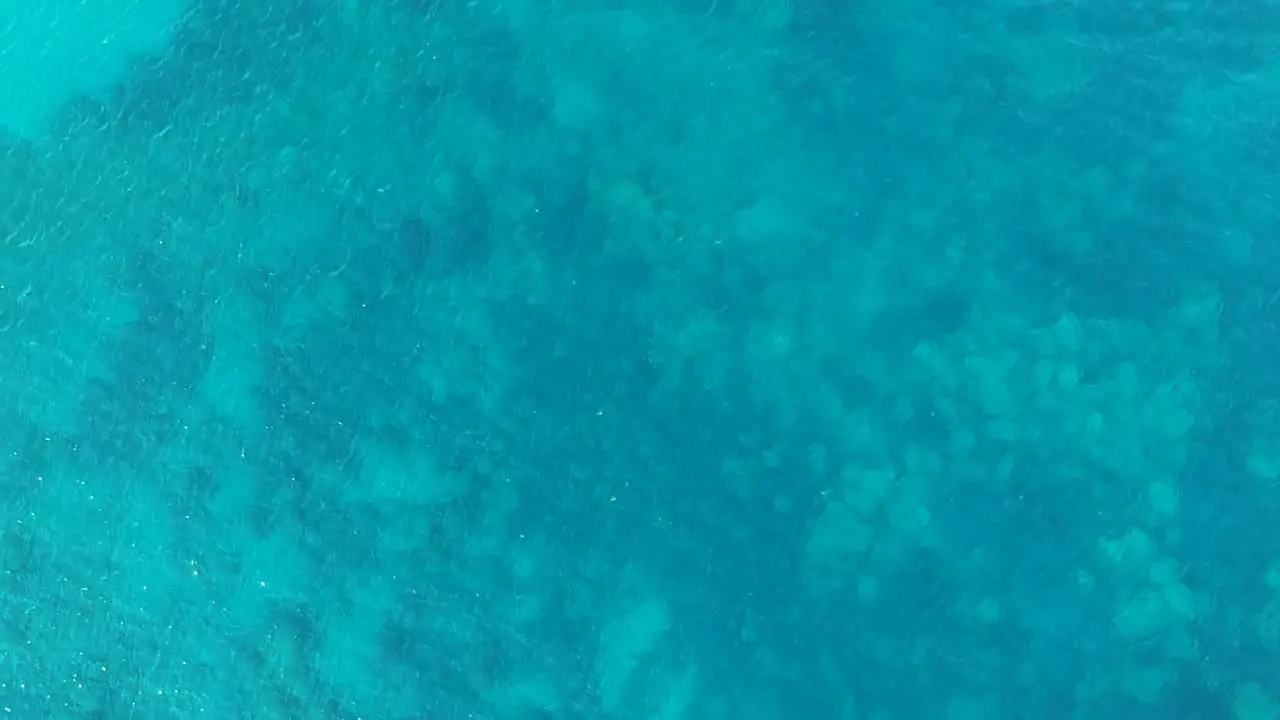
[{"xmin": 0, "ymin": 0, "xmax": 1276, "ymax": 717}]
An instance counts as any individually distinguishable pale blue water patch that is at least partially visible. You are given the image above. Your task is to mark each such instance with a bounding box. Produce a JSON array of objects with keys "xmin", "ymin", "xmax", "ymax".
[{"xmin": 0, "ymin": 0, "xmax": 189, "ymax": 137}]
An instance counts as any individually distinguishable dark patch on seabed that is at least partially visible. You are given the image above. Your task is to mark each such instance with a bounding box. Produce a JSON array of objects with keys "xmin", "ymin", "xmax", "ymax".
[
  {"xmin": 376, "ymin": 171, "xmax": 496, "ymax": 280},
  {"xmin": 117, "ymin": 0, "xmax": 322, "ymax": 126},
  {"xmin": 79, "ymin": 250, "xmax": 211, "ymax": 461},
  {"xmin": 1179, "ymin": 418, "xmax": 1280, "ymax": 589}
]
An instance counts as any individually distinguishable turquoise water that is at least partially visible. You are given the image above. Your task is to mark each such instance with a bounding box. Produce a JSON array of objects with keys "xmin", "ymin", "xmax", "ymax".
[{"xmin": 0, "ymin": 0, "xmax": 1276, "ymax": 717}]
